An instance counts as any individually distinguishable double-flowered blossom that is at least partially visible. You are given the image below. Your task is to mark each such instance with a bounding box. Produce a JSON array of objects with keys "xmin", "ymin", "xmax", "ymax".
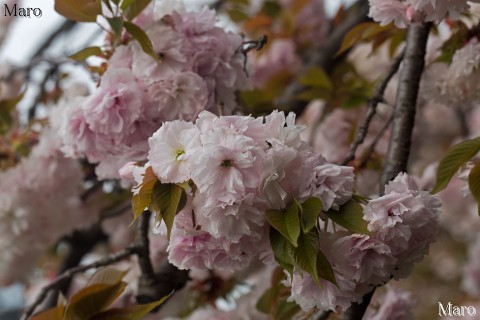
[
  {"xmin": 0, "ymin": 129, "xmax": 98, "ymax": 284},
  {"xmin": 145, "ymin": 110, "xmax": 355, "ymax": 273},
  {"xmin": 422, "ymin": 39, "xmax": 480, "ymax": 111},
  {"xmin": 369, "ymin": 0, "xmax": 480, "ymax": 28},
  {"xmin": 57, "ymin": 5, "xmax": 248, "ymax": 179},
  {"xmin": 287, "ymin": 173, "xmax": 441, "ymax": 312}
]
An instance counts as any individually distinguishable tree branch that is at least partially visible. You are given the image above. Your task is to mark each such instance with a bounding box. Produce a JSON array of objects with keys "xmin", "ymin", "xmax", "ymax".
[
  {"xmin": 135, "ymin": 210, "xmax": 155, "ymax": 279},
  {"xmin": 343, "ymin": 22, "xmax": 432, "ymax": 320},
  {"xmin": 135, "ymin": 211, "xmax": 189, "ymax": 309},
  {"xmin": 30, "ymin": 20, "xmax": 77, "ymax": 60},
  {"xmin": 380, "ymin": 22, "xmax": 432, "ymax": 191},
  {"xmin": 340, "ymin": 51, "xmax": 404, "ymax": 166}
]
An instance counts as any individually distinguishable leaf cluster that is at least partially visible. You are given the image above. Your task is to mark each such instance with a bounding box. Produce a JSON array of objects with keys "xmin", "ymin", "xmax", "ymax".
[{"xmin": 31, "ymin": 267, "xmax": 171, "ymax": 320}]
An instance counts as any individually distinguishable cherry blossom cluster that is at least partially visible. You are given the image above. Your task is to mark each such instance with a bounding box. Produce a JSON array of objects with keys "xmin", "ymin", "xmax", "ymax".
[
  {"xmin": 143, "ymin": 110, "xmax": 355, "ymax": 272},
  {"xmin": 422, "ymin": 39, "xmax": 480, "ymax": 111},
  {"xmin": 0, "ymin": 129, "xmax": 98, "ymax": 285},
  {"xmin": 56, "ymin": 6, "xmax": 248, "ymax": 179},
  {"xmin": 369, "ymin": 0, "xmax": 480, "ymax": 28},
  {"xmin": 287, "ymin": 173, "xmax": 441, "ymax": 312}
]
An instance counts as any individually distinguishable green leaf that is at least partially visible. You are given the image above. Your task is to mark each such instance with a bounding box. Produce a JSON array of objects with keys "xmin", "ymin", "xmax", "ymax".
[
  {"xmin": 468, "ymin": 163, "xmax": 480, "ymax": 215},
  {"xmin": 0, "ymin": 92, "xmax": 24, "ymax": 135},
  {"xmin": 31, "ymin": 305, "xmax": 65, "ymax": 320},
  {"xmin": 325, "ymin": 199, "xmax": 370, "ymax": 235},
  {"xmin": 300, "ymin": 197, "xmax": 322, "ymax": 233},
  {"xmin": 69, "ymin": 46, "xmax": 103, "ymax": 61},
  {"xmin": 131, "ymin": 167, "xmax": 158, "ymax": 222},
  {"xmin": 432, "ymin": 137, "xmax": 480, "ymax": 194},
  {"xmin": 291, "ymin": 231, "xmax": 322, "ymax": 287},
  {"xmin": 299, "ymin": 67, "xmax": 332, "ymax": 91},
  {"xmin": 241, "ymin": 89, "xmax": 274, "ymax": 110},
  {"xmin": 269, "ymin": 228, "xmax": 295, "ymax": 276},
  {"xmin": 64, "ymin": 282, "xmax": 127, "ymax": 320},
  {"xmin": 89, "ymin": 292, "xmax": 172, "ymax": 320},
  {"xmin": 256, "ymin": 287, "xmax": 273, "ymax": 314},
  {"xmin": 291, "ymin": 231, "xmax": 337, "ymax": 287},
  {"xmin": 88, "ymin": 267, "xmax": 128, "ymax": 286},
  {"xmin": 337, "ymin": 22, "xmax": 390, "ymax": 56},
  {"xmin": 266, "ymin": 202, "xmax": 301, "ymax": 247},
  {"xmin": 106, "ymin": 17, "xmax": 124, "ymax": 38},
  {"xmin": 261, "ymin": 0, "xmax": 282, "ymax": 18},
  {"xmin": 151, "ymin": 182, "xmax": 187, "ymax": 239},
  {"xmin": 296, "ymin": 88, "xmax": 331, "ymax": 101},
  {"xmin": 123, "ymin": 21, "xmax": 158, "ymax": 62},
  {"xmin": 122, "ymin": 0, "xmax": 152, "ymax": 20},
  {"xmin": 276, "ymin": 300, "xmax": 300, "ymax": 320},
  {"xmin": 227, "ymin": 8, "xmax": 249, "ymax": 22},
  {"xmin": 54, "ymin": 0, "xmax": 102, "ymax": 22},
  {"xmin": 315, "ymin": 248, "xmax": 337, "ymax": 286}
]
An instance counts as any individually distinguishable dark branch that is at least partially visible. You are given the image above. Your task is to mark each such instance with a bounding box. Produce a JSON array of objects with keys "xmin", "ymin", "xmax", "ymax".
[
  {"xmin": 380, "ymin": 22, "xmax": 432, "ymax": 191},
  {"xmin": 30, "ymin": 20, "xmax": 77, "ymax": 60},
  {"xmin": 134, "ymin": 211, "xmax": 189, "ymax": 309},
  {"xmin": 342, "ymin": 289, "xmax": 375, "ymax": 320},
  {"xmin": 344, "ymin": 22, "xmax": 432, "ymax": 320},
  {"xmin": 340, "ymin": 51, "xmax": 404, "ymax": 166},
  {"xmin": 135, "ymin": 210, "xmax": 155, "ymax": 278}
]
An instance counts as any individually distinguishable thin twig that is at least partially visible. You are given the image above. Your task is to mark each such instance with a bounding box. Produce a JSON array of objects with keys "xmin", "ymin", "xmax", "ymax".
[
  {"xmin": 27, "ymin": 65, "xmax": 58, "ymax": 120},
  {"xmin": 358, "ymin": 113, "xmax": 394, "ymax": 169},
  {"xmin": 340, "ymin": 51, "xmax": 405, "ymax": 166},
  {"xmin": 30, "ymin": 20, "xmax": 77, "ymax": 60},
  {"xmin": 22, "ymin": 246, "xmax": 138, "ymax": 319}
]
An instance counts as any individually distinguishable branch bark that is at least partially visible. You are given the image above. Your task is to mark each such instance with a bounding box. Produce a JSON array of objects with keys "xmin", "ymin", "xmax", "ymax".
[
  {"xmin": 135, "ymin": 211, "xmax": 189, "ymax": 309},
  {"xmin": 380, "ymin": 22, "xmax": 432, "ymax": 191},
  {"xmin": 343, "ymin": 22, "xmax": 432, "ymax": 320}
]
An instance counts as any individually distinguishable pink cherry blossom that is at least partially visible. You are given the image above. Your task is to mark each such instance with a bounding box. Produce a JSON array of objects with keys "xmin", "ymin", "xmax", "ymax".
[{"xmin": 148, "ymin": 120, "xmax": 200, "ymax": 183}]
